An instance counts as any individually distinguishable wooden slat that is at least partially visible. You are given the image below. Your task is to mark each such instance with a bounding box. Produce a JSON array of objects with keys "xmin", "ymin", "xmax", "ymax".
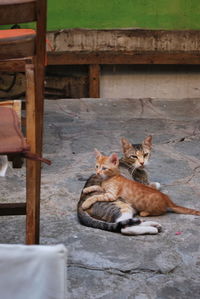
[
  {"xmin": 0, "ymin": 0, "xmax": 36, "ymax": 25},
  {"xmin": 89, "ymin": 64, "xmax": 100, "ymax": 98},
  {"xmin": 25, "ymin": 64, "xmax": 40, "ymax": 245},
  {"xmin": 47, "ymin": 29, "xmax": 200, "ymax": 53},
  {"xmin": 0, "ymin": 35, "xmax": 35, "ymax": 60},
  {"xmin": 35, "ymin": 0, "xmax": 46, "ymax": 154},
  {"xmin": 0, "ymin": 203, "xmax": 26, "ymax": 216},
  {"xmin": 48, "ymin": 51, "xmax": 200, "ymax": 65},
  {"xmin": 0, "ymin": 59, "xmax": 29, "ymax": 71}
]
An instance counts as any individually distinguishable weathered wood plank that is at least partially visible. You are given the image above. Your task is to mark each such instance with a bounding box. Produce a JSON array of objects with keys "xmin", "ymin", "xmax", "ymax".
[
  {"xmin": 0, "ymin": 203, "xmax": 26, "ymax": 216},
  {"xmin": 47, "ymin": 29, "xmax": 200, "ymax": 66},
  {"xmin": 0, "ymin": 59, "xmax": 27, "ymax": 71},
  {"xmin": 48, "ymin": 51, "xmax": 200, "ymax": 65},
  {"xmin": 25, "ymin": 64, "xmax": 40, "ymax": 245},
  {"xmin": 47, "ymin": 29, "xmax": 200, "ymax": 53},
  {"xmin": 89, "ymin": 64, "xmax": 100, "ymax": 98}
]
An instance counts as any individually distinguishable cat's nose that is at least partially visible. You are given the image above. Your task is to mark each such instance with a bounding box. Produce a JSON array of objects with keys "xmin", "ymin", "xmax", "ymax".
[{"xmin": 140, "ymin": 162, "xmax": 144, "ymax": 166}]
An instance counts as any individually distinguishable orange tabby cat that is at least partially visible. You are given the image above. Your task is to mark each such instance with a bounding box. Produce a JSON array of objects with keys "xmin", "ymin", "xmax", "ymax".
[{"xmin": 82, "ymin": 149, "xmax": 200, "ymax": 216}]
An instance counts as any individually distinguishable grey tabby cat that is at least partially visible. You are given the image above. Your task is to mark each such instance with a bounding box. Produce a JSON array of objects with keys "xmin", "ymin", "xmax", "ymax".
[
  {"xmin": 77, "ymin": 136, "xmax": 162, "ymax": 235},
  {"xmin": 120, "ymin": 135, "xmax": 160, "ymax": 189}
]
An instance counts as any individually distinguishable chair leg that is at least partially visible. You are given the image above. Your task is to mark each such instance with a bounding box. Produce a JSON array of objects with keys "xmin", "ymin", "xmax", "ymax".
[
  {"xmin": 26, "ymin": 160, "xmax": 41, "ymax": 244},
  {"xmin": 25, "ymin": 64, "xmax": 42, "ymax": 244},
  {"xmin": 35, "ymin": 62, "xmax": 45, "ymax": 155}
]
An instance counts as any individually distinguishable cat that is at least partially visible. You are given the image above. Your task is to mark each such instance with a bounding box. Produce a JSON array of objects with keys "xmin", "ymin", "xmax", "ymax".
[
  {"xmin": 81, "ymin": 149, "xmax": 200, "ymax": 217},
  {"xmin": 77, "ymin": 137, "xmax": 163, "ymax": 235},
  {"xmin": 77, "ymin": 173, "xmax": 162, "ymax": 235},
  {"xmin": 0, "ymin": 155, "xmax": 8, "ymax": 177},
  {"xmin": 120, "ymin": 136, "xmax": 160, "ymax": 189}
]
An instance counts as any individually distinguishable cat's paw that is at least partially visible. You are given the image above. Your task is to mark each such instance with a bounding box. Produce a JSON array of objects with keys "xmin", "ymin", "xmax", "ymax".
[
  {"xmin": 82, "ymin": 187, "xmax": 92, "ymax": 194},
  {"xmin": 82, "ymin": 200, "xmax": 92, "ymax": 210},
  {"xmin": 141, "ymin": 221, "xmax": 162, "ymax": 232},
  {"xmin": 121, "ymin": 225, "xmax": 159, "ymax": 235},
  {"xmin": 149, "ymin": 182, "xmax": 161, "ymax": 190}
]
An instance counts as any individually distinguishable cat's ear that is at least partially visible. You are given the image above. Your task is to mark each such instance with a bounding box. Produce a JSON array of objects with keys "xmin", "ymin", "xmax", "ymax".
[
  {"xmin": 121, "ymin": 137, "xmax": 132, "ymax": 153},
  {"xmin": 143, "ymin": 135, "xmax": 152, "ymax": 149},
  {"xmin": 94, "ymin": 148, "xmax": 102, "ymax": 159},
  {"xmin": 109, "ymin": 153, "xmax": 119, "ymax": 166}
]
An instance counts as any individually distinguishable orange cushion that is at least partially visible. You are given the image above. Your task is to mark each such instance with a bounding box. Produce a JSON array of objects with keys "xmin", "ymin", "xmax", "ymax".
[
  {"xmin": 0, "ymin": 28, "xmax": 48, "ymax": 65},
  {"xmin": 0, "ymin": 29, "xmax": 35, "ymax": 39}
]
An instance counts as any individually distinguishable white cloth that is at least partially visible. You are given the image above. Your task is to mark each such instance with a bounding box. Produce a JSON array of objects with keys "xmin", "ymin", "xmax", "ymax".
[
  {"xmin": 0, "ymin": 244, "xmax": 67, "ymax": 299},
  {"xmin": 0, "ymin": 155, "xmax": 8, "ymax": 177}
]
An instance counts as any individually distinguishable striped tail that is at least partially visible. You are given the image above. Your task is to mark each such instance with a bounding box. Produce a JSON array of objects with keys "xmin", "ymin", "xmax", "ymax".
[{"xmin": 77, "ymin": 206, "xmax": 141, "ymax": 232}]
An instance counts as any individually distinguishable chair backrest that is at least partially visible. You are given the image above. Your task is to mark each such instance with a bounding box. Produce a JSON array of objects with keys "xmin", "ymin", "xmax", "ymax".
[
  {"xmin": 0, "ymin": 0, "xmax": 36, "ymax": 25},
  {"xmin": 0, "ymin": 0, "xmax": 47, "ymax": 63}
]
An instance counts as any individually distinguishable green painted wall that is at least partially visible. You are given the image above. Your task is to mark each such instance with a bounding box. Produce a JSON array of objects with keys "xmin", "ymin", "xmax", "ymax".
[{"xmin": 47, "ymin": 0, "xmax": 200, "ymax": 30}]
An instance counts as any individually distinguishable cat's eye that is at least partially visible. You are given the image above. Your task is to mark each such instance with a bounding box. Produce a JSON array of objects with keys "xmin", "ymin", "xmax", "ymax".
[
  {"xmin": 102, "ymin": 167, "xmax": 107, "ymax": 170},
  {"xmin": 144, "ymin": 153, "xmax": 148, "ymax": 157},
  {"xmin": 96, "ymin": 165, "xmax": 99, "ymax": 168},
  {"xmin": 130, "ymin": 155, "xmax": 137, "ymax": 159}
]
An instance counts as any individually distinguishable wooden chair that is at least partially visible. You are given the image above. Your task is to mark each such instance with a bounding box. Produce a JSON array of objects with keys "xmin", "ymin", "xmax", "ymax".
[{"xmin": 0, "ymin": 0, "xmax": 47, "ymax": 244}]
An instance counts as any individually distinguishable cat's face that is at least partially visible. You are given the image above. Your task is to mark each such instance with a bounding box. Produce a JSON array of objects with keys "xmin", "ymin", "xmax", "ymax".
[
  {"xmin": 121, "ymin": 136, "xmax": 152, "ymax": 169},
  {"xmin": 94, "ymin": 149, "xmax": 119, "ymax": 179}
]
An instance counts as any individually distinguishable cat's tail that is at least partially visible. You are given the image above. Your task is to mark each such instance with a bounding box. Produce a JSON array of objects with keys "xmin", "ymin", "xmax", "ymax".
[
  {"xmin": 167, "ymin": 199, "xmax": 200, "ymax": 215},
  {"xmin": 77, "ymin": 205, "xmax": 141, "ymax": 232}
]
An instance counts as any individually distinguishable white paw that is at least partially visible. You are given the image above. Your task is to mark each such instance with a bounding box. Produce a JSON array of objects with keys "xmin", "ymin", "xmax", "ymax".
[
  {"xmin": 141, "ymin": 221, "xmax": 162, "ymax": 232},
  {"xmin": 150, "ymin": 182, "xmax": 161, "ymax": 190},
  {"xmin": 121, "ymin": 225, "xmax": 159, "ymax": 235}
]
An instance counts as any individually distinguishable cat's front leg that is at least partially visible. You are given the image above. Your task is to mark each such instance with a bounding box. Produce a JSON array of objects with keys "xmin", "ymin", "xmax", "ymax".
[
  {"xmin": 82, "ymin": 192, "xmax": 116, "ymax": 210},
  {"xmin": 83, "ymin": 185, "xmax": 104, "ymax": 194}
]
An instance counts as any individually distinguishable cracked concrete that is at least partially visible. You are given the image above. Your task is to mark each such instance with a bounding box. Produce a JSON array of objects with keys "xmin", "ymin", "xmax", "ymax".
[{"xmin": 1, "ymin": 97, "xmax": 200, "ymax": 298}]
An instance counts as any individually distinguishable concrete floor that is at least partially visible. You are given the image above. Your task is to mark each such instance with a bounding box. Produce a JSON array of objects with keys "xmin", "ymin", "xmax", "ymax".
[{"xmin": 1, "ymin": 97, "xmax": 200, "ymax": 298}]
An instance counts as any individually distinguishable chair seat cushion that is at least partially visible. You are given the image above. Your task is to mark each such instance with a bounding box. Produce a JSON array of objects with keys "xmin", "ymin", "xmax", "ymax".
[
  {"xmin": 0, "ymin": 107, "xmax": 29, "ymax": 154},
  {"xmin": 0, "ymin": 29, "xmax": 35, "ymax": 59}
]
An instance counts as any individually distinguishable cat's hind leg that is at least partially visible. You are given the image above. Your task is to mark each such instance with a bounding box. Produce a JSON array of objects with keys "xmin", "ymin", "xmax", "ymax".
[
  {"xmin": 114, "ymin": 201, "xmax": 141, "ymax": 227},
  {"xmin": 114, "ymin": 202, "xmax": 161, "ymax": 235},
  {"xmin": 115, "ymin": 202, "xmax": 137, "ymax": 222},
  {"xmin": 121, "ymin": 225, "xmax": 159, "ymax": 235},
  {"xmin": 121, "ymin": 220, "xmax": 162, "ymax": 235},
  {"xmin": 140, "ymin": 220, "xmax": 162, "ymax": 232}
]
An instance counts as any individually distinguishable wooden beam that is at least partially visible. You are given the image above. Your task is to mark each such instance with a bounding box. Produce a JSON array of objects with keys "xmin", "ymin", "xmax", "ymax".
[
  {"xmin": 89, "ymin": 64, "xmax": 100, "ymax": 98},
  {"xmin": 25, "ymin": 64, "xmax": 41, "ymax": 245},
  {"xmin": 48, "ymin": 51, "xmax": 200, "ymax": 65},
  {"xmin": 0, "ymin": 203, "xmax": 26, "ymax": 216},
  {"xmin": 0, "ymin": 60, "xmax": 26, "ymax": 72}
]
